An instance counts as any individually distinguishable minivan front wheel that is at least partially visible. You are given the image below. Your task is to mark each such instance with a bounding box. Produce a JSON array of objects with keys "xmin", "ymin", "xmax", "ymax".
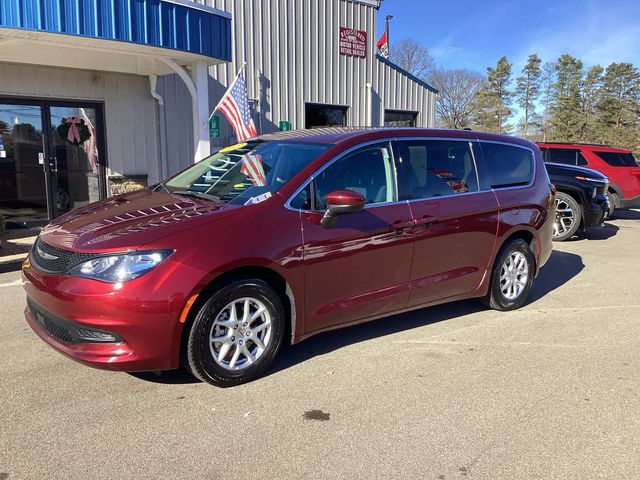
[
  {"xmin": 186, "ymin": 279, "xmax": 285, "ymax": 387},
  {"xmin": 484, "ymin": 238, "xmax": 535, "ymax": 311}
]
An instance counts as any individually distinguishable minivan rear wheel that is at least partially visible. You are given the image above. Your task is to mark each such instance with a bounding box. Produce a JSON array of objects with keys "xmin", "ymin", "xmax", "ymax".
[
  {"xmin": 483, "ymin": 238, "xmax": 535, "ymax": 311},
  {"xmin": 186, "ymin": 279, "xmax": 285, "ymax": 387}
]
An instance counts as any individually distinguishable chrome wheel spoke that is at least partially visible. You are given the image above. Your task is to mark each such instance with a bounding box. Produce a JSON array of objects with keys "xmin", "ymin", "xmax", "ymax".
[
  {"xmin": 218, "ymin": 342, "xmax": 233, "ymax": 362},
  {"xmin": 252, "ymin": 335, "xmax": 266, "ymax": 352},
  {"xmin": 228, "ymin": 346, "xmax": 242, "ymax": 369}
]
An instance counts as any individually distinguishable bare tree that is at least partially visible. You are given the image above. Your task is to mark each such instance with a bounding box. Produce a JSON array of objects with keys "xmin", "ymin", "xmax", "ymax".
[
  {"xmin": 429, "ymin": 68, "xmax": 485, "ymax": 129},
  {"xmin": 390, "ymin": 38, "xmax": 435, "ymax": 80}
]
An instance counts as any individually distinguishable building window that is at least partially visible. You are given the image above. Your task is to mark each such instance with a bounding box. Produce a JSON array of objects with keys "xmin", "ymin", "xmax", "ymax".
[
  {"xmin": 305, "ymin": 103, "xmax": 348, "ymax": 129},
  {"xmin": 384, "ymin": 110, "xmax": 418, "ymax": 127}
]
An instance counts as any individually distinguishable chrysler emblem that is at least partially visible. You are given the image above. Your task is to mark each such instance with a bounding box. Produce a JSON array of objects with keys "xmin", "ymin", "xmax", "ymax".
[{"xmin": 36, "ymin": 245, "xmax": 59, "ymax": 261}]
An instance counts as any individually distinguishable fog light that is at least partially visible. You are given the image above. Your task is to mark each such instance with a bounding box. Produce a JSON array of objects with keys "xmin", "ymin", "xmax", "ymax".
[{"xmin": 75, "ymin": 328, "xmax": 121, "ymax": 343}]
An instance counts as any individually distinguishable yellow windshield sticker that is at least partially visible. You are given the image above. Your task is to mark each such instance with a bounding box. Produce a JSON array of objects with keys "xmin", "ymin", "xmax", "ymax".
[{"xmin": 220, "ymin": 142, "xmax": 247, "ymax": 153}]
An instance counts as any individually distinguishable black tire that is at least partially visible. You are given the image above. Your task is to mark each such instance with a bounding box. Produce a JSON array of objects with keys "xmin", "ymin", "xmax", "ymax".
[
  {"xmin": 606, "ymin": 192, "xmax": 619, "ymax": 219},
  {"xmin": 483, "ymin": 238, "xmax": 535, "ymax": 311},
  {"xmin": 186, "ymin": 279, "xmax": 285, "ymax": 387},
  {"xmin": 553, "ymin": 192, "xmax": 582, "ymax": 241}
]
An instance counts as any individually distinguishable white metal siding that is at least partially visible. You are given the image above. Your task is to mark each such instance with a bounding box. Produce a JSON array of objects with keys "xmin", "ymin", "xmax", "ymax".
[
  {"xmin": 0, "ymin": 62, "xmax": 161, "ymax": 185},
  {"xmin": 160, "ymin": 0, "xmax": 436, "ymax": 172}
]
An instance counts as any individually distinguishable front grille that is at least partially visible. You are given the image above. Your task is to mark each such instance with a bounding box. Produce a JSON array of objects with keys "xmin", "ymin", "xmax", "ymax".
[
  {"xmin": 27, "ymin": 298, "xmax": 123, "ymax": 344},
  {"xmin": 30, "ymin": 238, "xmax": 96, "ymax": 274},
  {"xmin": 28, "ymin": 298, "xmax": 75, "ymax": 344}
]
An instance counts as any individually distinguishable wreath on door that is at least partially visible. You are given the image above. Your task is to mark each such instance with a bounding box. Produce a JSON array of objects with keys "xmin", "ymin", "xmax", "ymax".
[{"xmin": 57, "ymin": 117, "xmax": 91, "ymax": 146}]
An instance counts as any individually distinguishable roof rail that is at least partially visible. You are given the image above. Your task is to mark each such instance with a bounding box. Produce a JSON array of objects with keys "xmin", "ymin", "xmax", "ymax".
[{"xmin": 536, "ymin": 141, "xmax": 612, "ymax": 147}]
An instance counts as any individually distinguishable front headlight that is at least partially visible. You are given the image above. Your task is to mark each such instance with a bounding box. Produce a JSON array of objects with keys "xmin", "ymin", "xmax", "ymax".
[{"xmin": 68, "ymin": 250, "xmax": 173, "ymax": 282}]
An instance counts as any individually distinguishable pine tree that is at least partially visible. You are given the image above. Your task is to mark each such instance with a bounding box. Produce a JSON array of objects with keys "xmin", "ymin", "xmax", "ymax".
[
  {"xmin": 580, "ymin": 65, "xmax": 604, "ymax": 142},
  {"xmin": 550, "ymin": 54, "xmax": 584, "ymax": 142},
  {"xmin": 596, "ymin": 63, "xmax": 640, "ymax": 150},
  {"xmin": 473, "ymin": 56, "xmax": 513, "ymax": 133},
  {"xmin": 516, "ymin": 54, "xmax": 542, "ymax": 137},
  {"xmin": 540, "ymin": 62, "xmax": 555, "ymax": 141}
]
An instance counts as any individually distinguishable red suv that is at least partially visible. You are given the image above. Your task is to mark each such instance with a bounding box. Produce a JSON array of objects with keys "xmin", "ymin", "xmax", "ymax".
[
  {"xmin": 538, "ymin": 143, "xmax": 640, "ymax": 212},
  {"xmin": 23, "ymin": 129, "xmax": 554, "ymax": 386}
]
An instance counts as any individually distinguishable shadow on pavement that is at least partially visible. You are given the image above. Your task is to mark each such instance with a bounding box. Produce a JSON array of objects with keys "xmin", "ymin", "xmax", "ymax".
[
  {"xmin": 569, "ymin": 222, "xmax": 619, "ymax": 242},
  {"xmin": 528, "ymin": 250, "xmax": 584, "ymax": 303},
  {"xmin": 269, "ymin": 299, "xmax": 485, "ymax": 378},
  {"xmin": 128, "ymin": 369, "xmax": 199, "ymax": 384},
  {"xmin": 610, "ymin": 209, "xmax": 640, "ymax": 221}
]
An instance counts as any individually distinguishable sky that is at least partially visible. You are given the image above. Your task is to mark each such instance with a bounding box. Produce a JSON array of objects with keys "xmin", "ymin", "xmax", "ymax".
[{"xmin": 376, "ymin": 0, "xmax": 640, "ymax": 74}]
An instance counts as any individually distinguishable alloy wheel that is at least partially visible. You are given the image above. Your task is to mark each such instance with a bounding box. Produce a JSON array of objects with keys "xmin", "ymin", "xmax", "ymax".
[
  {"xmin": 553, "ymin": 197, "xmax": 575, "ymax": 238},
  {"xmin": 499, "ymin": 251, "xmax": 529, "ymax": 300},
  {"xmin": 209, "ymin": 297, "xmax": 272, "ymax": 370}
]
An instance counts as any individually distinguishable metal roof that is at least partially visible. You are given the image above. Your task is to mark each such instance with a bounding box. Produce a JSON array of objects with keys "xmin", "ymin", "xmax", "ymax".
[
  {"xmin": 376, "ymin": 54, "xmax": 439, "ymax": 94},
  {"xmin": 0, "ymin": 0, "xmax": 232, "ymax": 62}
]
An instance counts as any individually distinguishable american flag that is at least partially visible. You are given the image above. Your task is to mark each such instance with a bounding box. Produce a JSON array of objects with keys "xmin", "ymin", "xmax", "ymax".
[
  {"xmin": 216, "ymin": 70, "xmax": 257, "ymax": 142},
  {"xmin": 240, "ymin": 152, "xmax": 267, "ymax": 186}
]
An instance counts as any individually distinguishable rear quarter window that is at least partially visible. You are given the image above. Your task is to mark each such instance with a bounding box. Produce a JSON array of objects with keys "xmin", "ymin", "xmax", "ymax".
[
  {"xmin": 593, "ymin": 151, "xmax": 639, "ymax": 167},
  {"xmin": 478, "ymin": 142, "xmax": 534, "ymax": 190}
]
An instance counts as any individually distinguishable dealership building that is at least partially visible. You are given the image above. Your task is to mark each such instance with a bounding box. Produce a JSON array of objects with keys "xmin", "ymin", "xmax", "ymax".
[{"xmin": 0, "ymin": 0, "xmax": 437, "ymax": 225}]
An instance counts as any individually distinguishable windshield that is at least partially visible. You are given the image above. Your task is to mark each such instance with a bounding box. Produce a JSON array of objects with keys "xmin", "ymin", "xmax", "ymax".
[
  {"xmin": 594, "ymin": 151, "xmax": 639, "ymax": 167},
  {"xmin": 161, "ymin": 140, "xmax": 330, "ymax": 204}
]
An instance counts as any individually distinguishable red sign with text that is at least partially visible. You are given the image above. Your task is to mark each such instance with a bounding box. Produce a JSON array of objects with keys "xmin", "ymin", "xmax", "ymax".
[{"xmin": 339, "ymin": 27, "xmax": 367, "ymax": 58}]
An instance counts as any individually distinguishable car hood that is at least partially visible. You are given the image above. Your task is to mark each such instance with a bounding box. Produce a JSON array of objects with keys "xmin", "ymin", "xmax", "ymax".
[
  {"xmin": 545, "ymin": 162, "xmax": 608, "ymax": 182},
  {"xmin": 39, "ymin": 189, "xmax": 239, "ymax": 252}
]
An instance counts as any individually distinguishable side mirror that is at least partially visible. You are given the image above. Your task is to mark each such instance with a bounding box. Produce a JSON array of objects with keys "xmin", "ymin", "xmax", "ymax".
[{"xmin": 321, "ymin": 190, "xmax": 365, "ymax": 229}]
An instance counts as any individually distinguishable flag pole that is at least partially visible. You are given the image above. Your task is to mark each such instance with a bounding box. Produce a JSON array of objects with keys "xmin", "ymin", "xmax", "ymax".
[
  {"xmin": 209, "ymin": 62, "xmax": 247, "ymax": 121},
  {"xmin": 385, "ymin": 15, "xmax": 393, "ymax": 58}
]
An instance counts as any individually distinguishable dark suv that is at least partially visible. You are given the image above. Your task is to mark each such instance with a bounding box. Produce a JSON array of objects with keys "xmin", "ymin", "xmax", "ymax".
[
  {"xmin": 538, "ymin": 143, "xmax": 640, "ymax": 212},
  {"xmin": 24, "ymin": 128, "xmax": 554, "ymax": 387},
  {"xmin": 545, "ymin": 163, "xmax": 609, "ymax": 241}
]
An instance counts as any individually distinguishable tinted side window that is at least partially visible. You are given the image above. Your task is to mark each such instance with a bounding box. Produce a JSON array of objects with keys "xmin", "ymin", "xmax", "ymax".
[
  {"xmin": 394, "ymin": 140, "xmax": 479, "ymax": 200},
  {"xmin": 577, "ymin": 152, "xmax": 589, "ymax": 166},
  {"xmin": 593, "ymin": 151, "xmax": 639, "ymax": 167},
  {"xmin": 548, "ymin": 148, "xmax": 580, "ymax": 165},
  {"xmin": 290, "ymin": 184, "xmax": 312, "ymax": 210},
  {"xmin": 313, "ymin": 143, "xmax": 395, "ymax": 211},
  {"xmin": 479, "ymin": 142, "xmax": 534, "ymax": 189}
]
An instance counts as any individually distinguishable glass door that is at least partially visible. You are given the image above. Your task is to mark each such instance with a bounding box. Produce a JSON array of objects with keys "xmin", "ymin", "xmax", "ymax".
[
  {"xmin": 0, "ymin": 98, "xmax": 107, "ymax": 226},
  {"xmin": 47, "ymin": 105, "xmax": 103, "ymax": 216},
  {"xmin": 0, "ymin": 102, "xmax": 49, "ymax": 225}
]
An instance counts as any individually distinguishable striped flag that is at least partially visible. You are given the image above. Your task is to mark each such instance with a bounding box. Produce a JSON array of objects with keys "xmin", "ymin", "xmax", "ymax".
[
  {"xmin": 214, "ymin": 69, "xmax": 257, "ymax": 142},
  {"xmin": 240, "ymin": 152, "xmax": 267, "ymax": 186}
]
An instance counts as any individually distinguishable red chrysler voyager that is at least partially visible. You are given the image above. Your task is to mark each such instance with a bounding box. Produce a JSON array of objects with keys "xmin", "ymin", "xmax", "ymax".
[{"xmin": 23, "ymin": 129, "xmax": 554, "ymax": 386}]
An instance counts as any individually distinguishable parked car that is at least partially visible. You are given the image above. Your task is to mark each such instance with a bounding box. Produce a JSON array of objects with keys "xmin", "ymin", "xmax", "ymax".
[
  {"xmin": 538, "ymin": 142, "xmax": 640, "ymax": 213},
  {"xmin": 544, "ymin": 162, "xmax": 609, "ymax": 241},
  {"xmin": 23, "ymin": 128, "xmax": 555, "ymax": 387}
]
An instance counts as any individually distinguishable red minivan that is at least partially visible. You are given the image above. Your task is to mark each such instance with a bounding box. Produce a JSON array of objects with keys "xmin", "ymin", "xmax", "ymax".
[{"xmin": 23, "ymin": 129, "xmax": 554, "ymax": 386}]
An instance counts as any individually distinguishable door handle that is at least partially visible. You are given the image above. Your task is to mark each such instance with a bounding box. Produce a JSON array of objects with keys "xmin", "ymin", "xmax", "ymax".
[
  {"xmin": 416, "ymin": 216, "xmax": 438, "ymax": 226},
  {"xmin": 390, "ymin": 219, "xmax": 414, "ymax": 233}
]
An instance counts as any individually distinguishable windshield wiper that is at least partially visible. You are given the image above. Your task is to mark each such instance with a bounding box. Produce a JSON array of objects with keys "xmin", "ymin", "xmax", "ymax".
[{"xmin": 174, "ymin": 191, "xmax": 221, "ymax": 201}]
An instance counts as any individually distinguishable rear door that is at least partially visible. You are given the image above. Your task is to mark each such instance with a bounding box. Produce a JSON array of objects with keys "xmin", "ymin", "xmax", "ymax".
[
  {"xmin": 393, "ymin": 139, "xmax": 499, "ymax": 307},
  {"xmin": 293, "ymin": 141, "xmax": 414, "ymax": 334}
]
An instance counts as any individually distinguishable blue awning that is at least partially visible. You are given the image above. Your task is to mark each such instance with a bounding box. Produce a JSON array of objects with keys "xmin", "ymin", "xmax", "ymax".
[{"xmin": 0, "ymin": 0, "xmax": 231, "ymax": 62}]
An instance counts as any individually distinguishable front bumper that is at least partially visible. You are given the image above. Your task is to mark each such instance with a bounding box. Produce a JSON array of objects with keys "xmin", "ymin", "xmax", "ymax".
[
  {"xmin": 583, "ymin": 194, "xmax": 608, "ymax": 229},
  {"xmin": 22, "ymin": 255, "xmax": 203, "ymax": 372}
]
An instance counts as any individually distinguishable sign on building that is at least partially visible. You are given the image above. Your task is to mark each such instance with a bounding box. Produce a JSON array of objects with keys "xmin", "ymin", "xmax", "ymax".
[
  {"xmin": 339, "ymin": 27, "xmax": 366, "ymax": 58},
  {"xmin": 208, "ymin": 115, "xmax": 220, "ymax": 138}
]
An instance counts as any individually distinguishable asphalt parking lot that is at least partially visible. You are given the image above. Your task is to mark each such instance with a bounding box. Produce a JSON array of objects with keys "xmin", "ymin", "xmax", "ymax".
[{"xmin": 1, "ymin": 211, "xmax": 639, "ymax": 480}]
